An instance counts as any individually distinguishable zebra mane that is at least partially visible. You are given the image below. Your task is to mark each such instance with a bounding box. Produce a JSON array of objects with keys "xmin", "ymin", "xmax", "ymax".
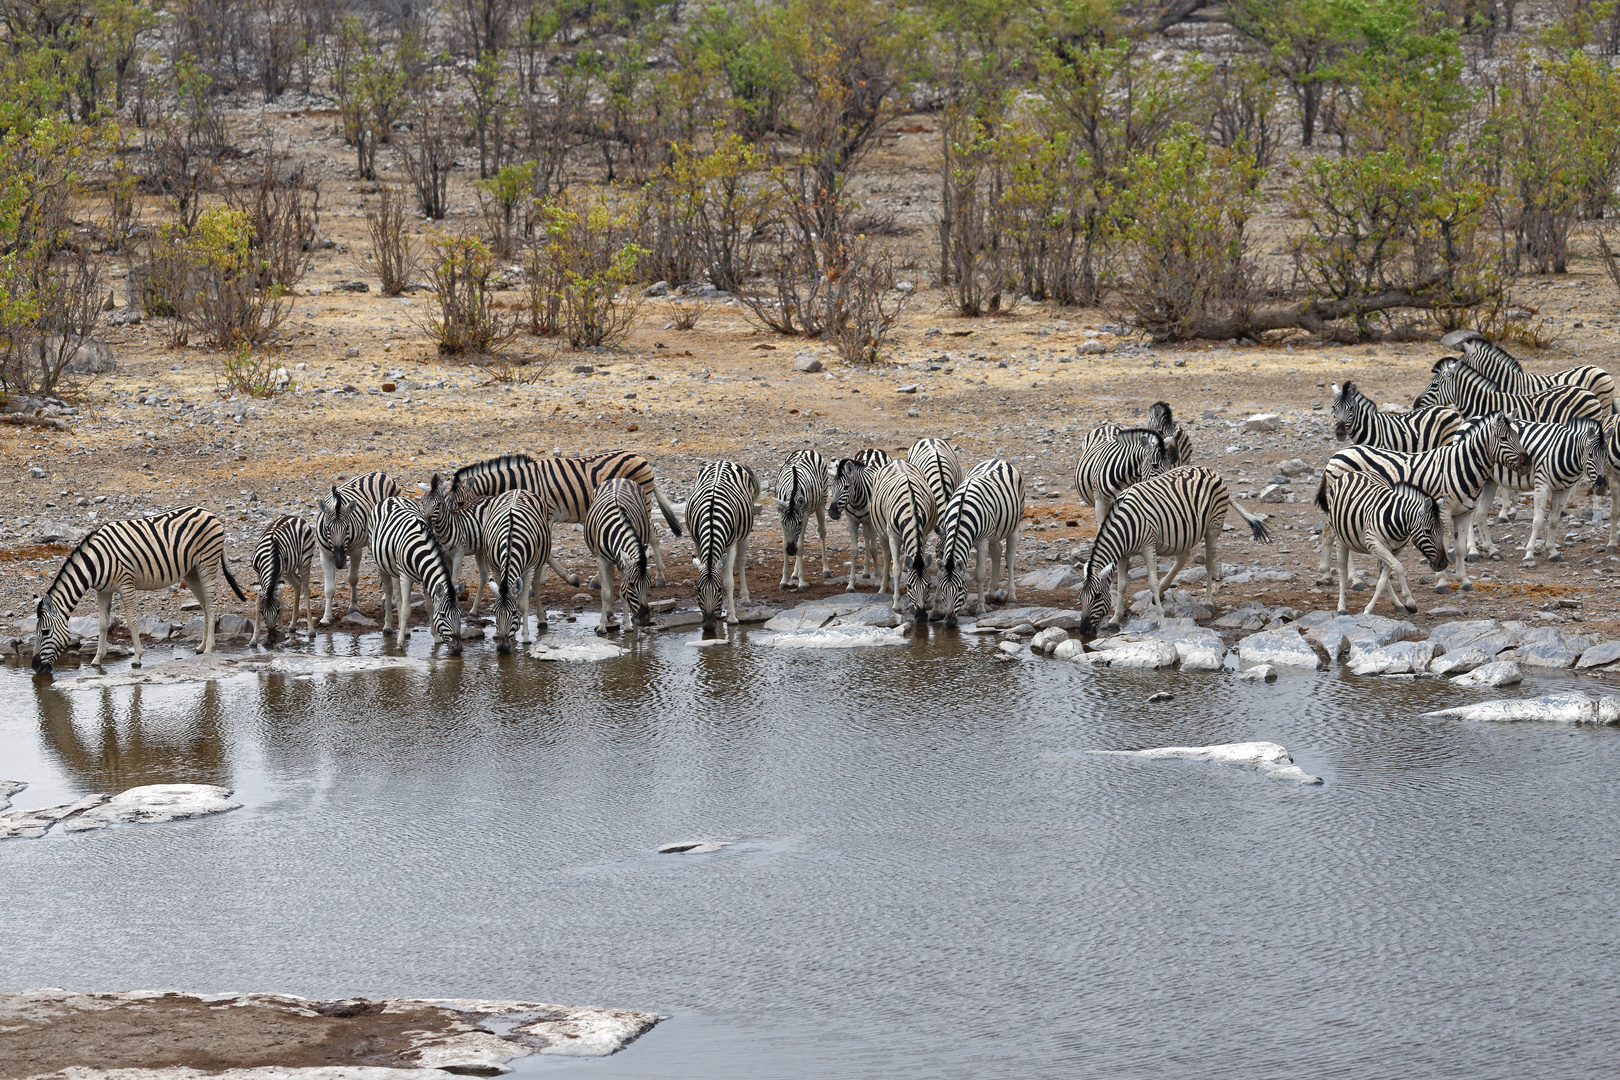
[
  {"xmin": 1464, "ymin": 337, "xmax": 1524, "ymax": 373},
  {"xmin": 42, "ymin": 526, "xmax": 100, "ymax": 609},
  {"xmin": 452, "ymin": 453, "xmax": 536, "ymax": 493}
]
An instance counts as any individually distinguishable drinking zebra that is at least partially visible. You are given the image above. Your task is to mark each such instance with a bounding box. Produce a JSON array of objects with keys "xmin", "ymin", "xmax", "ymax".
[
  {"xmin": 1444, "ymin": 331, "xmax": 1616, "ymax": 413},
  {"xmin": 314, "ymin": 470, "xmax": 400, "ymax": 625},
  {"xmin": 828, "ymin": 448, "xmax": 891, "ymax": 591},
  {"xmin": 1332, "ymin": 381, "xmax": 1463, "ymax": 449},
  {"xmin": 251, "ymin": 515, "xmax": 316, "ymax": 647},
  {"xmin": 1074, "ymin": 426, "xmax": 1177, "ymax": 529},
  {"xmin": 1416, "ymin": 357, "xmax": 1605, "ymax": 423},
  {"xmin": 482, "ymin": 488, "xmax": 554, "ymax": 652},
  {"xmin": 869, "ymin": 459, "xmax": 941, "ymax": 618},
  {"xmin": 1322, "ymin": 472, "xmax": 1448, "ymax": 617},
  {"xmin": 584, "ymin": 478, "xmax": 656, "ymax": 634},
  {"xmin": 423, "ymin": 474, "xmax": 498, "ymax": 614},
  {"xmin": 370, "ymin": 496, "xmax": 462, "ymax": 653},
  {"xmin": 438, "ymin": 451, "xmax": 679, "ymax": 584},
  {"xmin": 1316, "ymin": 413, "xmax": 1529, "ymax": 592},
  {"xmin": 32, "ymin": 506, "xmax": 248, "ymax": 674},
  {"xmin": 688, "ymin": 459, "xmax": 760, "ymax": 630},
  {"xmin": 1470, "ymin": 417, "xmax": 1608, "ymax": 565},
  {"xmin": 1076, "ymin": 466, "xmax": 1270, "ymax": 636},
  {"xmin": 774, "ymin": 449, "xmax": 830, "ymax": 590},
  {"xmin": 906, "ymin": 438, "xmax": 964, "ymax": 527},
  {"xmin": 935, "ymin": 459, "xmax": 1025, "ymax": 626}
]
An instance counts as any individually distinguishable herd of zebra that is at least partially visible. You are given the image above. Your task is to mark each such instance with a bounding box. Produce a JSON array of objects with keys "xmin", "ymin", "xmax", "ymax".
[{"xmin": 25, "ymin": 330, "xmax": 1618, "ymax": 675}]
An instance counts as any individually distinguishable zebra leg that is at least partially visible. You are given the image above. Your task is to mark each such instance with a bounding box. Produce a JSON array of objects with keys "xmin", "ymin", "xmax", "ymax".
[
  {"xmin": 546, "ymin": 550, "xmax": 578, "ymax": 588},
  {"xmin": 1004, "ymin": 530, "xmax": 1018, "ymax": 603},
  {"xmin": 651, "ymin": 532, "xmax": 670, "ymax": 588},
  {"xmin": 346, "ymin": 543, "xmax": 363, "ymax": 616},
  {"xmin": 779, "ymin": 533, "xmax": 793, "ymax": 590},
  {"xmin": 1337, "ymin": 539, "xmax": 1352, "ymax": 616},
  {"xmin": 1111, "ymin": 555, "xmax": 1129, "ymax": 628},
  {"xmin": 1610, "ymin": 471, "xmax": 1620, "ymax": 553},
  {"xmin": 886, "ymin": 532, "xmax": 903, "ymax": 610},
  {"xmin": 1542, "ymin": 484, "xmax": 1573, "ymax": 562},
  {"xmin": 1143, "ymin": 544, "xmax": 1164, "ymax": 616},
  {"xmin": 1443, "ymin": 505, "xmax": 1474, "ymax": 592},
  {"xmin": 1203, "ymin": 527, "xmax": 1220, "ymax": 608},
  {"xmin": 469, "ymin": 554, "xmax": 491, "ymax": 616},
  {"xmin": 722, "ymin": 546, "xmax": 740, "ymax": 625},
  {"xmin": 1163, "ymin": 551, "xmax": 1193, "ymax": 608},
  {"xmin": 595, "ymin": 556, "xmax": 616, "ymax": 634},
  {"xmin": 93, "ymin": 587, "xmax": 114, "ymax": 667},
  {"xmin": 1468, "ymin": 481, "xmax": 1497, "ymax": 562},
  {"xmin": 737, "ymin": 535, "xmax": 752, "ymax": 606},
  {"xmin": 319, "ymin": 549, "xmax": 338, "ymax": 625},
  {"xmin": 1366, "ymin": 537, "xmax": 1414, "ymax": 614},
  {"xmin": 817, "ymin": 506, "xmax": 831, "ymax": 579},
  {"xmin": 194, "ymin": 568, "xmax": 219, "ymax": 655},
  {"xmin": 377, "ymin": 573, "xmax": 392, "ymax": 633},
  {"xmin": 972, "ymin": 540, "xmax": 989, "ymax": 615},
  {"xmin": 843, "ymin": 517, "xmax": 860, "ymax": 592}
]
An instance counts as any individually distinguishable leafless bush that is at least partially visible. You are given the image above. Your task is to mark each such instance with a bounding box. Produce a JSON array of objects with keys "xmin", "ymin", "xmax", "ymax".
[
  {"xmin": 400, "ymin": 104, "xmax": 456, "ymax": 220},
  {"xmin": 670, "ymin": 300, "xmax": 706, "ymax": 330},
  {"xmin": 0, "ymin": 251, "xmax": 103, "ymax": 401},
  {"xmin": 830, "ymin": 241, "xmax": 906, "ymax": 365},
  {"xmin": 221, "ymin": 153, "xmax": 319, "ymax": 289},
  {"xmin": 143, "ymin": 70, "xmax": 228, "ymax": 230},
  {"xmin": 367, "ymin": 186, "xmax": 418, "ymax": 296}
]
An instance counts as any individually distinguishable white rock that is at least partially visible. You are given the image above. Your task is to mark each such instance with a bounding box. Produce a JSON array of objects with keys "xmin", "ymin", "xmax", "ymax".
[
  {"xmin": 0, "ymin": 794, "xmax": 108, "ymax": 839},
  {"xmin": 684, "ymin": 635, "xmax": 729, "ymax": 647},
  {"xmin": 1349, "ymin": 640, "xmax": 1437, "ymax": 675},
  {"xmin": 531, "ymin": 641, "xmax": 629, "ymax": 661},
  {"xmin": 1428, "ymin": 646, "xmax": 1494, "ymax": 676},
  {"xmin": 997, "ymin": 639, "xmax": 1024, "ymax": 655},
  {"xmin": 761, "ymin": 627, "xmax": 909, "ymax": 649},
  {"xmin": 1236, "ymin": 664, "xmax": 1277, "ymax": 682},
  {"xmin": 1095, "ymin": 640, "xmax": 1179, "ymax": 668},
  {"xmin": 1237, "ymin": 626, "xmax": 1326, "ymax": 670},
  {"xmin": 1447, "ymin": 660, "xmax": 1522, "ymax": 689},
  {"xmin": 59, "ymin": 784, "xmax": 240, "ymax": 833},
  {"xmin": 1052, "ymin": 638, "xmax": 1088, "ymax": 660},
  {"xmin": 1031, "ymin": 626, "xmax": 1069, "ymax": 653},
  {"xmin": 1089, "ymin": 741, "xmax": 1322, "ymax": 784},
  {"xmin": 1245, "ymin": 413, "xmax": 1281, "ymax": 432},
  {"xmin": 1176, "ymin": 644, "xmax": 1224, "ymax": 670},
  {"xmin": 0, "ymin": 780, "xmax": 22, "ymax": 813},
  {"xmin": 1425, "ymin": 690, "xmax": 1618, "ymax": 724}
]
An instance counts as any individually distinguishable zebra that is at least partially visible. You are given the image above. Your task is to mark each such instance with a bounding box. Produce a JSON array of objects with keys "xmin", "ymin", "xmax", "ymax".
[
  {"xmin": 1073, "ymin": 426, "xmax": 1177, "ymax": 530},
  {"xmin": 251, "ymin": 515, "xmax": 316, "ymax": 647},
  {"xmin": 1315, "ymin": 412, "xmax": 1530, "ymax": 592},
  {"xmin": 1470, "ymin": 417, "xmax": 1608, "ymax": 565},
  {"xmin": 1076, "ymin": 466, "xmax": 1270, "ymax": 637},
  {"xmin": 439, "ymin": 451, "xmax": 680, "ymax": 584},
  {"xmin": 688, "ymin": 459, "xmax": 760, "ymax": 630},
  {"xmin": 1445, "ymin": 332, "xmax": 1616, "ymax": 413},
  {"xmin": 314, "ymin": 470, "xmax": 399, "ymax": 625},
  {"xmin": 584, "ymin": 478, "xmax": 656, "ymax": 634},
  {"xmin": 1322, "ymin": 472, "xmax": 1448, "ymax": 617},
  {"xmin": 370, "ymin": 496, "xmax": 462, "ymax": 653},
  {"xmin": 827, "ymin": 448, "xmax": 891, "ymax": 590},
  {"xmin": 32, "ymin": 506, "xmax": 248, "ymax": 674},
  {"xmin": 481, "ymin": 488, "xmax": 554, "ymax": 652},
  {"xmin": 423, "ymin": 474, "xmax": 498, "ymax": 614},
  {"xmin": 935, "ymin": 459, "xmax": 1025, "ymax": 626},
  {"xmin": 906, "ymin": 437, "xmax": 964, "ymax": 527},
  {"xmin": 1332, "ymin": 381, "xmax": 1463, "ymax": 450},
  {"xmin": 1415, "ymin": 357, "xmax": 1605, "ymax": 424},
  {"xmin": 774, "ymin": 449, "xmax": 830, "ymax": 590},
  {"xmin": 1146, "ymin": 401, "xmax": 1194, "ymax": 465},
  {"xmin": 869, "ymin": 458, "xmax": 941, "ymax": 618}
]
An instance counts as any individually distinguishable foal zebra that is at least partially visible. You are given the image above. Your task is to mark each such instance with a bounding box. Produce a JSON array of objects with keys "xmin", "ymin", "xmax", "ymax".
[
  {"xmin": 1417, "ymin": 358, "xmax": 1606, "ymax": 424},
  {"xmin": 1448, "ymin": 332, "xmax": 1616, "ymax": 413},
  {"xmin": 32, "ymin": 506, "xmax": 248, "ymax": 674},
  {"xmin": 1332, "ymin": 381, "xmax": 1463, "ymax": 450},
  {"xmin": 828, "ymin": 448, "xmax": 891, "ymax": 590},
  {"xmin": 1471, "ymin": 417, "xmax": 1608, "ymax": 565},
  {"xmin": 1073, "ymin": 426, "xmax": 1177, "ymax": 528},
  {"xmin": 370, "ymin": 496, "xmax": 462, "ymax": 653},
  {"xmin": 251, "ymin": 515, "xmax": 316, "ymax": 647},
  {"xmin": 688, "ymin": 460, "xmax": 760, "ymax": 630},
  {"xmin": 869, "ymin": 459, "xmax": 941, "ymax": 618},
  {"xmin": 315, "ymin": 470, "xmax": 399, "ymax": 624},
  {"xmin": 481, "ymin": 488, "xmax": 553, "ymax": 652},
  {"xmin": 584, "ymin": 478, "xmax": 655, "ymax": 634},
  {"xmin": 1076, "ymin": 466, "xmax": 1270, "ymax": 637},
  {"xmin": 935, "ymin": 459, "xmax": 1025, "ymax": 626},
  {"xmin": 1323, "ymin": 472, "xmax": 1448, "ymax": 617},
  {"xmin": 774, "ymin": 449, "xmax": 830, "ymax": 590},
  {"xmin": 1316, "ymin": 413, "xmax": 1529, "ymax": 592}
]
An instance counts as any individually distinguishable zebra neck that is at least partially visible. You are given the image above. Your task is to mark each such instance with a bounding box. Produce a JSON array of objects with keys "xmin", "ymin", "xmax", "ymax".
[{"xmin": 45, "ymin": 542, "xmax": 100, "ymax": 613}]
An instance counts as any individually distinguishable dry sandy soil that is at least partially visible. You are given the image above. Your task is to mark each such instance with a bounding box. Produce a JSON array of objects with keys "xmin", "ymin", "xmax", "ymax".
[{"xmin": 4, "ymin": 107, "xmax": 1620, "ymax": 663}]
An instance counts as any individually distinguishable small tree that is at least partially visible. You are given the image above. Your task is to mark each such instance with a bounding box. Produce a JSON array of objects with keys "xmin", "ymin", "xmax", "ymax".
[
  {"xmin": 538, "ymin": 191, "xmax": 645, "ymax": 349},
  {"xmin": 422, "ymin": 232, "xmax": 514, "ymax": 357},
  {"xmin": 476, "ymin": 160, "xmax": 535, "ymax": 258},
  {"xmin": 367, "ymin": 185, "xmax": 419, "ymax": 296},
  {"xmin": 401, "ymin": 102, "xmax": 457, "ymax": 220}
]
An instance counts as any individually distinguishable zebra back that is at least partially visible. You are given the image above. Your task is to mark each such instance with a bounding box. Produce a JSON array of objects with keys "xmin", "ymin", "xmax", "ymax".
[
  {"xmin": 906, "ymin": 438, "xmax": 964, "ymax": 512},
  {"xmin": 1320, "ymin": 412, "xmax": 1527, "ymax": 513},
  {"xmin": 1493, "ymin": 416, "xmax": 1607, "ymax": 492},
  {"xmin": 688, "ymin": 460, "xmax": 758, "ymax": 571},
  {"xmin": 872, "ymin": 459, "xmax": 941, "ymax": 570},
  {"xmin": 1088, "ymin": 466, "xmax": 1230, "ymax": 575},
  {"xmin": 484, "ymin": 488, "xmax": 552, "ymax": 604},
  {"xmin": 1421, "ymin": 358, "xmax": 1605, "ymax": 423},
  {"xmin": 452, "ymin": 450, "xmax": 679, "ymax": 534},
  {"xmin": 1333, "ymin": 381, "xmax": 1463, "ymax": 451},
  {"xmin": 1074, "ymin": 427, "xmax": 1173, "ymax": 507},
  {"xmin": 373, "ymin": 497, "xmax": 455, "ymax": 603}
]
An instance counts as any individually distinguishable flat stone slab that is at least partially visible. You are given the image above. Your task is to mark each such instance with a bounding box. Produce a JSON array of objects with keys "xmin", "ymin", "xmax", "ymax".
[
  {"xmin": 1, "ymin": 784, "xmax": 239, "ymax": 841},
  {"xmin": 1425, "ymin": 691, "xmax": 1620, "ymax": 725},
  {"xmin": 1575, "ymin": 641, "xmax": 1620, "ymax": 670},
  {"xmin": 1088, "ymin": 741, "xmax": 1322, "ymax": 785},
  {"xmin": 761, "ymin": 627, "xmax": 909, "ymax": 649},
  {"xmin": 531, "ymin": 641, "xmax": 628, "ymax": 662},
  {"xmin": 1449, "ymin": 660, "xmax": 1522, "ymax": 688},
  {"xmin": 972, "ymin": 607, "xmax": 1087, "ymax": 631},
  {"xmin": 1237, "ymin": 626, "xmax": 1326, "ymax": 671},
  {"xmin": 53, "ymin": 654, "xmax": 428, "ymax": 689},
  {"xmin": 0, "ymin": 989, "xmax": 661, "ymax": 1073},
  {"xmin": 1349, "ymin": 640, "xmax": 1437, "ymax": 676}
]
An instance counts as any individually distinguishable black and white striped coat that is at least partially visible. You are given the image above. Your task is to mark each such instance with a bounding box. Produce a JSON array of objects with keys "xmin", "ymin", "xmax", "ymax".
[
  {"xmin": 935, "ymin": 459, "xmax": 1025, "ymax": 625},
  {"xmin": 1146, "ymin": 401, "xmax": 1194, "ymax": 466},
  {"xmin": 1332, "ymin": 381, "xmax": 1463, "ymax": 450},
  {"xmin": 481, "ymin": 488, "xmax": 554, "ymax": 652},
  {"xmin": 1416, "ymin": 358, "xmax": 1606, "ymax": 423},
  {"xmin": 774, "ymin": 449, "xmax": 830, "ymax": 590},
  {"xmin": 906, "ymin": 438, "xmax": 964, "ymax": 527},
  {"xmin": 1471, "ymin": 417, "xmax": 1608, "ymax": 565},
  {"xmin": 32, "ymin": 506, "xmax": 247, "ymax": 674},
  {"xmin": 315, "ymin": 470, "xmax": 400, "ymax": 624},
  {"xmin": 1323, "ymin": 472, "xmax": 1448, "ymax": 617},
  {"xmin": 1074, "ymin": 426, "xmax": 1177, "ymax": 527},
  {"xmin": 1316, "ymin": 413, "xmax": 1529, "ymax": 592},
  {"xmin": 869, "ymin": 459, "xmax": 940, "ymax": 618},
  {"xmin": 688, "ymin": 460, "xmax": 760, "ymax": 629},
  {"xmin": 1605, "ymin": 416, "xmax": 1620, "ymax": 553},
  {"xmin": 1449, "ymin": 333, "xmax": 1616, "ymax": 413},
  {"xmin": 1076, "ymin": 466, "xmax": 1269, "ymax": 637},
  {"xmin": 585, "ymin": 478, "xmax": 655, "ymax": 634},
  {"xmin": 423, "ymin": 476, "xmax": 502, "ymax": 615},
  {"xmin": 370, "ymin": 496, "xmax": 462, "ymax": 652},
  {"xmin": 252, "ymin": 515, "xmax": 316, "ymax": 647},
  {"xmin": 828, "ymin": 448, "xmax": 890, "ymax": 590}
]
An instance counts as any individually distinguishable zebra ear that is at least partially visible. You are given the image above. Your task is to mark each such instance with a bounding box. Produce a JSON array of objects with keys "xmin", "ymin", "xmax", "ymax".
[{"xmin": 429, "ymin": 473, "xmax": 443, "ymax": 494}]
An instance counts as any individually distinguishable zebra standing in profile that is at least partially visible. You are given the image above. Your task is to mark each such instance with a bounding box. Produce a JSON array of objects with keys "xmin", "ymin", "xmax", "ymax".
[
  {"xmin": 481, "ymin": 488, "xmax": 554, "ymax": 652},
  {"xmin": 1076, "ymin": 466, "xmax": 1270, "ymax": 637},
  {"xmin": 828, "ymin": 448, "xmax": 891, "ymax": 591},
  {"xmin": 1322, "ymin": 472, "xmax": 1448, "ymax": 617},
  {"xmin": 370, "ymin": 496, "xmax": 462, "ymax": 653},
  {"xmin": 32, "ymin": 507, "xmax": 248, "ymax": 674},
  {"xmin": 584, "ymin": 478, "xmax": 656, "ymax": 634},
  {"xmin": 1073, "ymin": 427, "xmax": 1177, "ymax": 530},
  {"xmin": 1416, "ymin": 357, "xmax": 1605, "ymax": 423},
  {"xmin": 251, "ymin": 515, "xmax": 316, "ymax": 647},
  {"xmin": 1446, "ymin": 332, "xmax": 1616, "ymax": 413},
  {"xmin": 1316, "ymin": 412, "xmax": 1529, "ymax": 593},
  {"xmin": 869, "ymin": 459, "xmax": 941, "ymax": 619},
  {"xmin": 1470, "ymin": 417, "xmax": 1608, "ymax": 565},
  {"xmin": 315, "ymin": 470, "xmax": 400, "ymax": 625},
  {"xmin": 774, "ymin": 449, "xmax": 830, "ymax": 591},
  {"xmin": 688, "ymin": 460, "xmax": 760, "ymax": 630},
  {"xmin": 935, "ymin": 459, "xmax": 1026, "ymax": 626},
  {"xmin": 438, "ymin": 451, "xmax": 679, "ymax": 584},
  {"xmin": 906, "ymin": 438, "xmax": 964, "ymax": 531},
  {"xmin": 1332, "ymin": 381, "xmax": 1463, "ymax": 450}
]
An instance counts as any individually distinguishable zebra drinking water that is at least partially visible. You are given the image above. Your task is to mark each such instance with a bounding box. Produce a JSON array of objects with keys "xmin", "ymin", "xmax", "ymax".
[
  {"xmin": 370, "ymin": 496, "xmax": 462, "ymax": 653},
  {"xmin": 935, "ymin": 459, "xmax": 1025, "ymax": 626},
  {"xmin": 32, "ymin": 506, "xmax": 248, "ymax": 674},
  {"xmin": 314, "ymin": 470, "xmax": 400, "ymax": 625},
  {"xmin": 906, "ymin": 438, "xmax": 964, "ymax": 529},
  {"xmin": 869, "ymin": 458, "xmax": 941, "ymax": 618},
  {"xmin": 1332, "ymin": 381, "xmax": 1463, "ymax": 450},
  {"xmin": 828, "ymin": 449, "xmax": 890, "ymax": 591},
  {"xmin": 774, "ymin": 449, "xmax": 830, "ymax": 591},
  {"xmin": 689, "ymin": 460, "xmax": 760, "ymax": 630},
  {"xmin": 584, "ymin": 478, "xmax": 656, "ymax": 634},
  {"xmin": 481, "ymin": 488, "xmax": 554, "ymax": 652},
  {"xmin": 1322, "ymin": 472, "xmax": 1448, "ymax": 617},
  {"xmin": 251, "ymin": 515, "xmax": 316, "ymax": 647}
]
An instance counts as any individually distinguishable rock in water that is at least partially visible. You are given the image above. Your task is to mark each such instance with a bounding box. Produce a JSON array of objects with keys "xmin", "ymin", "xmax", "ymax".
[
  {"xmin": 1236, "ymin": 664, "xmax": 1278, "ymax": 682},
  {"xmin": 1425, "ymin": 690, "xmax": 1618, "ymax": 724},
  {"xmin": 59, "ymin": 784, "xmax": 240, "ymax": 833},
  {"xmin": 1095, "ymin": 640, "xmax": 1179, "ymax": 669},
  {"xmin": 531, "ymin": 641, "xmax": 629, "ymax": 661},
  {"xmin": 1446, "ymin": 660, "xmax": 1522, "ymax": 688},
  {"xmin": 764, "ymin": 627, "xmax": 909, "ymax": 649},
  {"xmin": 1088, "ymin": 741, "xmax": 1323, "ymax": 784},
  {"xmin": 1237, "ymin": 626, "xmax": 1326, "ymax": 670}
]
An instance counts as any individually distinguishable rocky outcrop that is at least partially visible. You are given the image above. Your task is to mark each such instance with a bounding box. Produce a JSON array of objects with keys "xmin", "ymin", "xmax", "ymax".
[
  {"xmin": 1, "ymin": 784, "xmax": 238, "ymax": 840},
  {"xmin": 1425, "ymin": 691, "xmax": 1619, "ymax": 724},
  {"xmin": 1449, "ymin": 660, "xmax": 1522, "ymax": 688}
]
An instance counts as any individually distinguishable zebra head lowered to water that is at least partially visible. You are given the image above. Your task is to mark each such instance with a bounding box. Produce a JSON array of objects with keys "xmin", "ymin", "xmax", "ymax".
[
  {"xmin": 870, "ymin": 459, "xmax": 941, "ymax": 620},
  {"xmin": 484, "ymin": 488, "xmax": 553, "ymax": 653},
  {"xmin": 934, "ymin": 459, "xmax": 1025, "ymax": 627},
  {"xmin": 370, "ymin": 496, "xmax": 462, "ymax": 654},
  {"xmin": 586, "ymin": 478, "xmax": 655, "ymax": 634},
  {"xmin": 689, "ymin": 460, "xmax": 760, "ymax": 630},
  {"xmin": 252, "ymin": 515, "xmax": 316, "ymax": 648}
]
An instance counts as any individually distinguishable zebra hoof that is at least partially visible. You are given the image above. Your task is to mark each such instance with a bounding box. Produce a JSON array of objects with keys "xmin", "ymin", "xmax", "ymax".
[
  {"xmin": 1607, "ymin": 545, "xmax": 1618, "ymax": 555},
  {"xmin": 1549, "ymin": 553, "xmax": 1565, "ymax": 563},
  {"xmin": 1314, "ymin": 576, "xmax": 1334, "ymax": 586},
  {"xmin": 1462, "ymin": 583, "xmax": 1476, "ymax": 592},
  {"xmin": 1405, "ymin": 604, "xmax": 1419, "ymax": 614},
  {"xmin": 796, "ymin": 582, "xmax": 809, "ymax": 591},
  {"xmin": 1336, "ymin": 607, "xmax": 1348, "ymax": 616},
  {"xmin": 129, "ymin": 661, "xmax": 141, "ymax": 669},
  {"xmin": 588, "ymin": 581, "xmax": 601, "ymax": 591},
  {"xmin": 1465, "ymin": 553, "xmax": 1480, "ymax": 563},
  {"xmin": 777, "ymin": 581, "xmax": 789, "ymax": 591}
]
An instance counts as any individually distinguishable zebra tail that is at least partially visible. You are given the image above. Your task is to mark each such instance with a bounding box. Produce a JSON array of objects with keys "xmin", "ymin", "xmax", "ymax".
[
  {"xmin": 651, "ymin": 480, "xmax": 682, "ymax": 538},
  {"xmin": 1313, "ymin": 475, "xmax": 1329, "ymax": 515},
  {"xmin": 1231, "ymin": 500, "xmax": 1272, "ymax": 543},
  {"xmin": 221, "ymin": 556, "xmax": 249, "ymax": 602}
]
